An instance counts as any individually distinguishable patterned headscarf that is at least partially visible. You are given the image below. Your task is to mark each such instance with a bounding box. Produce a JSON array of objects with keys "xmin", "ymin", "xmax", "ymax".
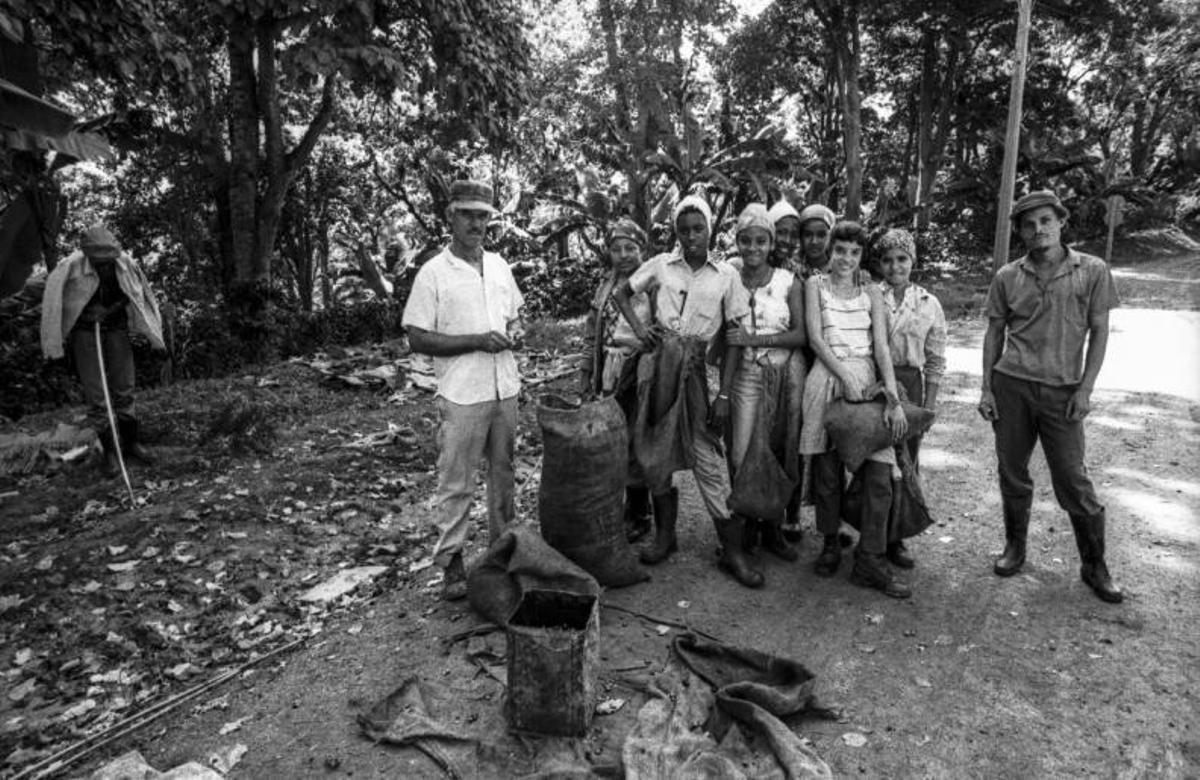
[
  {"xmin": 873, "ymin": 228, "xmax": 917, "ymax": 261},
  {"xmin": 607, "ymin": 218, "xmax": 647, "ymax": 248},
  {"xmin": 735, "ymin": 204, "xmax": 775, "ymax": 241}
]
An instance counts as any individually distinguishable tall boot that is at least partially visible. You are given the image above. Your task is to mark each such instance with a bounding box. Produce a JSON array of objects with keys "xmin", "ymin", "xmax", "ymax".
[
  {"xmin": 640, "ymin": 488, "xmax": 678, "ymax": 565},
  {"xmin": 96, "ymin": 427, "xmax": 121, "ymax": 477},
  {"xmin": 781, "ymin": 487, "xmax": 804, "ymax": 542},
  {"xmin": 993, "ymin": 505, "xmax": 1029, "ymax": 577},
  {"xmin": 118, "ymin": 417, "xmax": 155, "ymax": 465},
  {"xmin": 624, "ymin": 486, "xmax": 653, "ymax": 543},
  {"xmin": 760, "ymin": 519, "xmax": 799, "ymax": 562},
  {"xmin": 1070, "ymin": 513, "xmax": 1123, "ymax": 603},
  {"xmin": 715, "ymin": 514, "xmax": 764, "ymax": 588},
  {"xmin": 813, "ymin": 533, "xmax": 842, "ymax": 577}
]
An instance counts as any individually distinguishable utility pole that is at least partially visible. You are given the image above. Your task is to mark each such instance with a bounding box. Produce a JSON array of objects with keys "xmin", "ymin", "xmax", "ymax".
[{"xmin": 992, "ymin": 0, "xmax": 1033, "ymax": 271}]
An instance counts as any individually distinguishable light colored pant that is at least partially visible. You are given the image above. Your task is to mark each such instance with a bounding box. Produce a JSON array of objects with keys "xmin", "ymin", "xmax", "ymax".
[
  {"xmin": 432, "ymin": 396, "xmax": 518, "ymax": 566},
  {"xmin": 729, "ymin": 361, "xmax": 765, "ymax": 472}
]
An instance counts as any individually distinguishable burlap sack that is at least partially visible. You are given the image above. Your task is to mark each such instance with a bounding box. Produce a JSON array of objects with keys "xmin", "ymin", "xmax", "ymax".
[{"xmin": 824, "ymin": 398, "xmax": 935, "ymax": 472}]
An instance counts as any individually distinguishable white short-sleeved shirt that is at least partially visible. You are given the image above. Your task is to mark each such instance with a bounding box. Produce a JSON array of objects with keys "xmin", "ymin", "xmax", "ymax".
[
  {"xmin": 628, "ymin": 250, "xmax": 750, "ymax": 341},
  {"xmin": 401, "ymin": 248, "xmax": 524, "ymax": 404}
]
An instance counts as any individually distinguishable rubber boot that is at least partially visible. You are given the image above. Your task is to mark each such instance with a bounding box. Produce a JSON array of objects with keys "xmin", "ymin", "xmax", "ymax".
[
  {"xmin": 850, "ymin": 549, "xmax": 912, "ymax": 599},
  {"xmin": 118, "ymin": 417, "xmax": 155, "ymax": 465},
  {"xmin": 640, "ymin": 488, "xmax": 678, "ymax": 565},
  {"xmin": 993, "ymin": 506, "xmax": 1029, "ymax": 577},
  {"xmin": 624, "ymin": 486, "xmax": 653, "ymax": 543},
  {"xmin": 96, "ymin": 427, "xmax": 121, "ymax": 477},
  {"xmin": 1070, "ymin": 513, "xmax": 1123, "ymax": 603},
  {"xmin": 715, "ymin": 514, "xmax": 764, "ymax": 588},
  {"xmin": 441, "ymin": 552, "xmax": 468, "ymax": 601},
  {"xmin": 781, "ymin": 487, "xmax": 804, "ymax": 542},
  {"xmin": 813, "ymin": 533, "xmax": 842, "ymax": 577},
  {"xmin": 887, "ymin": 541, "xmax": 915, "ymax": 569},
  {"xmin": 761, "ymin": 519, "xmax": 799, "ymax": 562},
  {"xmin": 742, "ymin": 519, "xmax": 761, "ymax": 554}
]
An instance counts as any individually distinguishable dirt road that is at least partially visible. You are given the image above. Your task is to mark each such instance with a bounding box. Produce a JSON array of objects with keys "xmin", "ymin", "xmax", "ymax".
[{"xmin": 4, "ymin": 255, "xmax": 1197, "ymax": 778}]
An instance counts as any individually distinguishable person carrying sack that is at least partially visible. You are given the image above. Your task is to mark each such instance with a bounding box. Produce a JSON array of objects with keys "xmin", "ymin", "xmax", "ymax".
[
  {"xmin": 41, "ymin": 225, "xmax": 165, "ymax": 475},
  {"xmin": 612, "ymin": 194, "xmax": 763, "ymax": 588}
]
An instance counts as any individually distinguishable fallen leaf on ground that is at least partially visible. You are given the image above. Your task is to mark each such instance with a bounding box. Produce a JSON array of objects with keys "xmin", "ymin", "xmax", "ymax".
[
  {"xmin": 208, "ymin": 742, "xmax": 248, "ymax": 774},
  {"xmin": 8, "ymin": 678, "xmax": 36, "ymax": 702},
  {"xmin": 107, "ymin": 560, "xmax": 139, "ymax": 572},
  {"xmin": 166, "ymin": 662, "xmax": 201, "ymax": 680},
  {"xmin": 298, "ymin": 566, "xmax": 388, "ymax": 602},
  {"xmin": 219, "ymin": 717, "xmax": 248, "ymax": 735},
  {"xmin": 914, "ymin": 676, "xmax": 933, "ymax": 688},
  {"xmin": 595, "ymin": 698, "xmax": 626, "ymax": 715},
  {"xmin": 842, "ymin": 732, "xmax": 868, "ymax": 747},
  {"xmin": 60, "ymin": 698, "xmax": 97, "ymax": 721},
  {"xmin": 35, "ymin": 555, "xmax": 53, "ymax": 571}
]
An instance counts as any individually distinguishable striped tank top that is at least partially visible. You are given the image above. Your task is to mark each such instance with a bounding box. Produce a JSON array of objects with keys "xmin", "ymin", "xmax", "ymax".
[{"xmin": 816, "ymin": 274, "xmax": 872, "ymax": 360}]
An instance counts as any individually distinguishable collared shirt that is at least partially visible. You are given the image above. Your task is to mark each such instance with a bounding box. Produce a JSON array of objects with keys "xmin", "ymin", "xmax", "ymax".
[
  {"xmin": 628, "ymin": 250, "xmax": 750, "ymax": 341},
  {"xmin": 985, "ymin": 248, "xmax": 1119, "ymax": 386},
  {"xmin": 401, "ymin": 247, "xmax": 524, "ymax": 404},
  {"xmin": 880, "ymin": 282, "xmax": 947, "ymax": 383}
]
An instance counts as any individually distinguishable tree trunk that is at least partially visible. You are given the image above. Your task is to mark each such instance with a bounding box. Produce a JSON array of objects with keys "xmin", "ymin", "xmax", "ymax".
[{"xmin": 840, "ymin": 1, "xmax": 863, "ymax": 221}]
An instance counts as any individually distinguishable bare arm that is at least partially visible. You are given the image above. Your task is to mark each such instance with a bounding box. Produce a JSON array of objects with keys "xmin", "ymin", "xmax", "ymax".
[
  {"xmin": 407, "ymin": 326, "xmax": 509, "ymax": 357},
  {"xmin": 978, "ymin": 317, "xmax": 1007, "ymax": 420},
  {"xmin": 869, "ymin": 286, "xmax": 908, "ymax": 439},
  {"xmin": 613, "ymin": 281, "xmax": 656, "ymax": 346},
  {"xmin": 1067, "ymin": 310, "xmax": 1110, "ymax": 420}
]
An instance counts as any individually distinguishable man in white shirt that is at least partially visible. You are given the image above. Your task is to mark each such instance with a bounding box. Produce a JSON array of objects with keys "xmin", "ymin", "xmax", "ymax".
[{"xmin": 401, "ymin": 180, "xmax": 525, "ymax": 600}]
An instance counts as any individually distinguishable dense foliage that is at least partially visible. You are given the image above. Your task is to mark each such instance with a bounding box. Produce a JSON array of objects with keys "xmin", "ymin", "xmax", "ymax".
[{"xmin": 1, "ymin": 0, "xmax": 1198, "ymax": 409}]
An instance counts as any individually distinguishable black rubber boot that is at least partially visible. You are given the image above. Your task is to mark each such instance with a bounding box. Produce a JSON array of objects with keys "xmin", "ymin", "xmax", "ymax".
[
  {"xmin": 640, "ymin": 488, "xmax": 678, "ymax": 565},
  {"xmin": 715, "ymin": 515, "xmax": 764, "ymax": 588},
  {"xmin": 781, "ymin": 487, "xmax": 804, "ymax": 542},
  {"xmin": 993, "ymin": 506, "xmax": 1029, "ymax": 577},
  {"xmin": 850, "ymin": 549, "xmax": 912, "ymax": 599},
  {"xmin": 887, "ymin": 541, "xmax": 915, "ymax": 569},
  {"xmin": 761, "ymin": 519, "xmax": 799, "ymax": 562},
  {"xmin": 441, "ymin": 552, "xmax": 468, "ymax": 602},
  {"xmin": 96, "ymin": 427, "xmax": 121, "ymax": 477},
  {"xmin": 813, "ymin": 533, "xmax": 842, "ymax": 577},
  {"xmin": 742, "ymin": 519, "xmax": 761, "ymax": 554},
  {"xmin": 118, "ymin": 417, "xmax": 155, "ymax": 465},
  {"xmin": 1070, "ymin": 512, "xmax": 1123, "ymax": 603},
  {"xmin": 624, "ymin": 486, "xmax": 653, "ymax": 543}
]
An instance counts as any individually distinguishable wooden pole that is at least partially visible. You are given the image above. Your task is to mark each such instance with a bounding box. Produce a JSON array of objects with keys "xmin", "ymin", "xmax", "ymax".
[{"xmin": 992, "ymin": 0, "xmax": 1033, "ymax": 271}]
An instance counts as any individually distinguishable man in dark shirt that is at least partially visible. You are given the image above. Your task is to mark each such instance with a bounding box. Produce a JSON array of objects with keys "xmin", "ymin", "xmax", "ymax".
[{"xmin": 979, "ymin": 190, "xmax": 1122, "ymax": 603}]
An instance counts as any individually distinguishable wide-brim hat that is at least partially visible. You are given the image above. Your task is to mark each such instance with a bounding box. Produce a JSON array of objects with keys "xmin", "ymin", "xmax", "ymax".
[
  {"xmin": 1010, "ymin": 189, "xmax": 1068, "ymax": 223},
  {"xmin": 448, "ymin": 180, "xmax": 497, "ymax": 214},
  {"xmin": 80, "ymin": 225, "xmax": 121, "ymax": 258}
]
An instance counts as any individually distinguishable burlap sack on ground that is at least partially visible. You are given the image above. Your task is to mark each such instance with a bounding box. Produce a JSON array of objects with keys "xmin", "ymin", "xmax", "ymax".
[{"xmin": 538, "ymin": 394, "xmax": 648, "ymax": 587}]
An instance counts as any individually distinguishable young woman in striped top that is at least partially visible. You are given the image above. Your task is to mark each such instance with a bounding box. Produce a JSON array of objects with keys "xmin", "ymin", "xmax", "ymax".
[{"xmin": 798, "ymin": 221, "xmax": 910, "ymax": 598}]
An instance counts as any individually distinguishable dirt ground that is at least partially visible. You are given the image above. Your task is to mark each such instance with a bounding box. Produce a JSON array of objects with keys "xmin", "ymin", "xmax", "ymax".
[{"xmin": 2, "ymin": 253, "xmax": 1198, "ymax": 779}]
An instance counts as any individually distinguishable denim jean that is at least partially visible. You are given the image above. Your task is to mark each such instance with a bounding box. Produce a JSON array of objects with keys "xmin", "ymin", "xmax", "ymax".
[
  {"xmin": 991, "ymin": 371, "xmax": 1103, "ymax": 518},
  {"xmin": 432, "ymin": 396, "xmax": 518, "ymax": 566}
]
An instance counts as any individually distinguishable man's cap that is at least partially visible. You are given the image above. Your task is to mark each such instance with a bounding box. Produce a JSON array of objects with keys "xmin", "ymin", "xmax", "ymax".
[
  {"xmin": 80, "ymin": 225, "xmax": 121, "ymax": 257},
  {"xmin": 1010, "ymin": 189, "xmax": 1068, "ymax": 223},
  {"xmin": 448, "ymin": 180, "xmax": 497, "ymax": 214},
  {"xmin": 797, "ymin": 204, "xmax": 836, "ymax": 231},
  {"xmin": 767, "ymin": 199, "xmax": 801, "ymax": 226},
  {"xmin": 607, "ymin": 218, "xmax": 647, "ymax": 248},
  {"xmin": 736, "ymin": 203, "xmax": 775, "ymax": 241}
]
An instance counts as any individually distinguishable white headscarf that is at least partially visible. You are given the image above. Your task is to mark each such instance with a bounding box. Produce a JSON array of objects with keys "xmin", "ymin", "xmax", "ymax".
[
  {"xmin": 672, "ymin": 194, "xmax": 713, "ymax": 234},
  {"xmin": 767, "ymin": 200, "xmax": 801, "ymax": 226}
]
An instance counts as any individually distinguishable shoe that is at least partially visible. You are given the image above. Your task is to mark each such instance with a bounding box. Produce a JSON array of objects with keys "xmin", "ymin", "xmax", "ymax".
[
  {"xmin": 850, "ymin": 551, "xmax": 912, "ymax": 599},
  {"xmin": 640, "ymin": 488, "xmax": 678, "ymax": 565},
  {"xmin": 624, "ymin": 486, "xmax": 653, "ymax": 543},
  {"xmin": 813, "ymin": 533, "xmax": 841, "ymax": 577},
  {"xmin": 993, "ymin": 506, "xmax": 1029, "ymax": 577},
  {"xmin": 118, "ymin": 417, "xmax": 155, "ymax": 465},
  {"xmin": 441, "ymin": 553, "xmax": 468, "ymax": 601},
  {"xmin": 761, "ymin": 520, "xmax": 799, "ymax": 562},
  {"xmin": 1071, "ymin": 513, "xmax": 1123, "ymax": 604},
  {"xmin": 886, "ymin": 541, "xmax": 915, "ymax": 569},
  {"xmin": 715, "ymin": 515, "xmax": 764, "ymax": 588}
]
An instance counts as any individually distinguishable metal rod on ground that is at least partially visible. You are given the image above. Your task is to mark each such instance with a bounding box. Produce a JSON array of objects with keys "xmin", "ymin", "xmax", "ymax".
[
  {"xmin": 94, "ymin": 321, "xmax": 136, "ymax": 505},
  {"xmin": 991, "ymin": 0, "xmax": 1033, "ymax": 272},
  {"xmin": 12, "ymin": 636, "xmax": 307, "ymax": 780}
]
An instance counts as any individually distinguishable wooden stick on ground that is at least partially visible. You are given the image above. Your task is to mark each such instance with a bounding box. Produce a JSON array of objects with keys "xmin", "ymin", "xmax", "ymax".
[{"xmin": 12, "ymin": 636, "xmax": 308, "ymax": 780}]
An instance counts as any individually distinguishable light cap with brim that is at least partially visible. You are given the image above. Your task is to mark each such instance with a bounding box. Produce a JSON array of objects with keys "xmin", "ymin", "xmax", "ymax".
[
  {"xmin": 80, "ymin": 225, "xmax": 121, "ymax": 258},
  {"xmin": 1010, "ymin": 189, "xmax": 1068, "ymax": 223},
  {"xmin": 797, "ymin": 204, "xmax": 836, "ymax": 231},
  {"xmin": 672, "ymin": 194, "xmax": 713, "ymax": 234},
  {"xmin": 448, "ymin": 180, "xmax": 497, "ymax": 214}
]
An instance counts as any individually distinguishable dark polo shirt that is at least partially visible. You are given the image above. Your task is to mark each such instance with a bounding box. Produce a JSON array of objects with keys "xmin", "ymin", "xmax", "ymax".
[{"xmin": 985, "ymin": 248, "xmax": 1119, "ymax": 386}]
